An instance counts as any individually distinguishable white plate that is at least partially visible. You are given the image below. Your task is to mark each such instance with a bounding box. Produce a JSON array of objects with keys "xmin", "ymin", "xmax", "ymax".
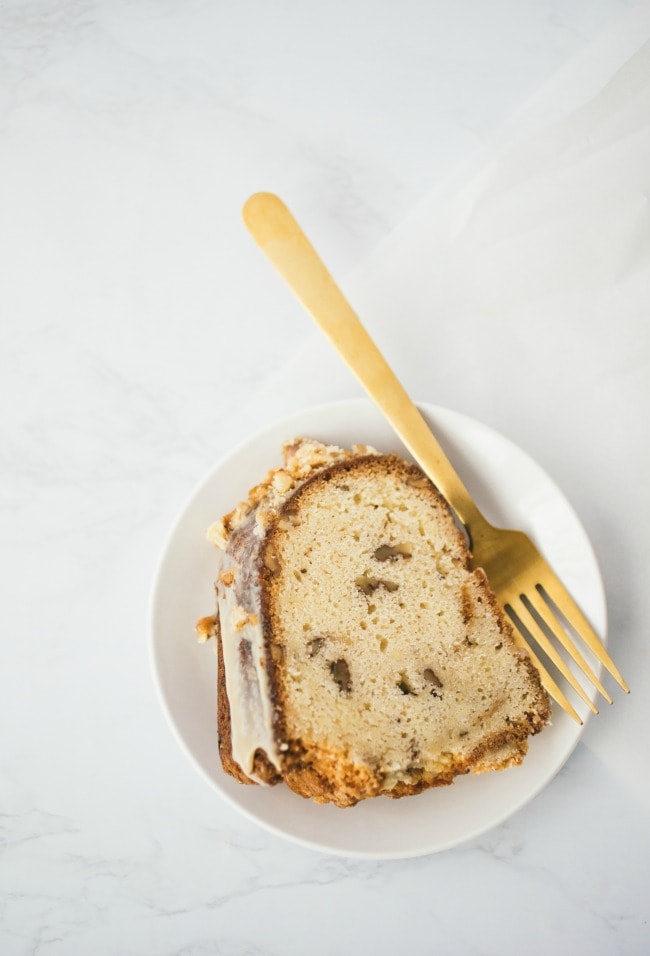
[{"xmin": 149, "ymin": 399, "xmax": 606, "ymax": 859}]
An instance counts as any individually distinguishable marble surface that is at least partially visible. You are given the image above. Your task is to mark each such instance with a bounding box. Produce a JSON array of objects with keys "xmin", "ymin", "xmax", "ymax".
[{"xmin": 2, "ymin": 2, "xmax": 649, "ymax": 954}]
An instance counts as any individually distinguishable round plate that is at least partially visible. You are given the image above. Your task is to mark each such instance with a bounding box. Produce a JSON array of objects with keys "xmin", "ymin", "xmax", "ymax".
[{"xmin": 149, "ymin": 399, "xmax": 606, "ymax": 859}]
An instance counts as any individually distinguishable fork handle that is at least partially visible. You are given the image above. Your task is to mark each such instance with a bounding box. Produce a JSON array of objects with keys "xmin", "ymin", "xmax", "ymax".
[{"xmin": 243, "ymin": 192, "xmax": 485, "ymax": 535}]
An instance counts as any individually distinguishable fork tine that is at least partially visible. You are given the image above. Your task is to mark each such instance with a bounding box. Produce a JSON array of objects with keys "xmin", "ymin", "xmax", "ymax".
[
  {"xmin": 524, "ymin": 590, "xmax": 613, "ymax": 705},
  {"xmin": 507, "ymin": 597, "xmax": 598, "ymax": 716},
  {"xmin": 539, "ymin": 562, "xmax": 629, "ymax": 693},
  {"xmin": 502, "ymin": 606, "xmax": 583, "ymax": 724}
]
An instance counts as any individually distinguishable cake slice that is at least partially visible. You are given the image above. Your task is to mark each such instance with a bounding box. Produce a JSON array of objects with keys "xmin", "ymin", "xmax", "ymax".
[{"xmin": 198, "ymin": 439, "xmax": 551, "ymax": 807}]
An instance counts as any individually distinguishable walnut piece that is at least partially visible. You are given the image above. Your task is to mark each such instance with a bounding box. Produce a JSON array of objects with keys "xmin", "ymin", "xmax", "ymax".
[
  {"xmin": 195, "ymin": 614, "xmax": 218, "ymax": 643},
  {"xmin": 330, "ymin": 658, "xmax": 352, "ymax": 693},
  {"xmin": 423, "ymin": 667, "xmax": 443, "ymax": 688},
  {"xmin": 397, "ymin": 673, "xmax": 416, "ymax": 695},
  {"xmin": 272, "ymin": 469, "xmax": 293, "ymax": 493},
  {"xmin": 263, "ymin": 549, "xmax": 280, "ymax": 574},
  {"xmin": 373, "ymin": 543, "xmax": 413, "ymax": 562},
  {"xmin": 307, "ymin": 637, "xmax": 325, "ymax": 658},
  {"xmin": 355, "ymin": 573, "xmax": 399, "ymax": 595},
  {"xmin": 406, "ymin": 474, "xmax": 431, "ymax": 489},
  {"xmin": 231, "ymin": 606, "xmax": 259, "ymax": 631},
  {"xmin": 206, "ymin": 519, "xmax": 228, "ymax": 549}
]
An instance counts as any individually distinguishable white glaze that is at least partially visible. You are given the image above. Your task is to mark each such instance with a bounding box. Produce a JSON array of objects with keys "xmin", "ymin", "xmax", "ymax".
[{"xmin": 217, "ymin": 548, "xmax": 281, "ymax": 783}]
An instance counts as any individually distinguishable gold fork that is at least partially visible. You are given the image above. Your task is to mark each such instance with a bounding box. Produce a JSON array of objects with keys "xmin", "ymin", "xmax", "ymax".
[{"xmin": 242, "ymin": 192, "xmax": 629, "ymax": 724}]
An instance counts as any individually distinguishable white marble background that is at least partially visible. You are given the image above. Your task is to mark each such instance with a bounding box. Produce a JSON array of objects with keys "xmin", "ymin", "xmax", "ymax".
[{"xmin": 2, "ymin": 2, "xmax": 649, "ymax": 954}]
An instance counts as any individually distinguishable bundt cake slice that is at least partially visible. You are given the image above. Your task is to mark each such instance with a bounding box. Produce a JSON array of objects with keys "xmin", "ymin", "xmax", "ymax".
[{"xmin": 198, "ymin": 439, "xmax": 550, "ymax": 807}]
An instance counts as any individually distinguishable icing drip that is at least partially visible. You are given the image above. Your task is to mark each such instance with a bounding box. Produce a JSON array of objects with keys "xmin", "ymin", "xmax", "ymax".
[{"xmin": 217, "ymin": 522, "xmax": 280, "ymax": 783}]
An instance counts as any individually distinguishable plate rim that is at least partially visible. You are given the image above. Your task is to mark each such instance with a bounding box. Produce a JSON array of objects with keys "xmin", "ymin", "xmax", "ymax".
[{"xmin": 148, "ymin": 397, "xmax": 606, "ymax": 859}]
